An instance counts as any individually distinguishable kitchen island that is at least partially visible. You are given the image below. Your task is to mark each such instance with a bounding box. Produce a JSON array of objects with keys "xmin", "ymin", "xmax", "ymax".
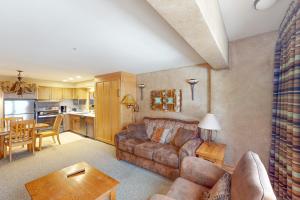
[{"xmin": 63, "ymin": 112, "xmax": 95, "ymax": 138}]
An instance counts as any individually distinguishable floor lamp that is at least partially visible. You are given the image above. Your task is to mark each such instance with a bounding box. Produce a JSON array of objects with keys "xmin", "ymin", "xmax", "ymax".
[{"xmin": 121, "ymin": 94, "xmax": 138, "ymax": 123}]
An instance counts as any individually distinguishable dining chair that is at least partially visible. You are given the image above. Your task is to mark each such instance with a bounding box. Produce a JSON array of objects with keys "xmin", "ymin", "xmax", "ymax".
[
  {"xmin": 37, "ymin": 115, "xmax": 63, "ymax": 150},
  {"xmin": 0, "ymin": 117, "xmax": 23, "ymax": 129},
  {"xmin": 4, "ymin": 119, "xmax": 35, "ymax": 162}
]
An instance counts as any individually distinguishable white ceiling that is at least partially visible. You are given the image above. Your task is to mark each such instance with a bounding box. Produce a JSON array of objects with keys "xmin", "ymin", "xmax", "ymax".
[
  {"xmin": 218, "ymin": 0, "xmax": 293, "ymax": 41},
  {"xmin": 0, "ymin": 0, "xmax": 205, "ymax": 82},
  {"xmin": 0, "ymin": 0, "xmax": 293, "ymax": 82}
]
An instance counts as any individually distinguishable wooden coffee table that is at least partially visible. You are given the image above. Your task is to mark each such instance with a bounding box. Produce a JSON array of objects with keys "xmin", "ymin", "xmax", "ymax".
[{"xmin": 25, "ymin": 162, "xmax": 119, "ymax": 200}]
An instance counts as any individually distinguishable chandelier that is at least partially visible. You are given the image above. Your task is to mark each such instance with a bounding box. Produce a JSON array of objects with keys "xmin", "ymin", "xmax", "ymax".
[{"xmin": 0, "ymin": 70, "xmax": 36, "ymax": 96}]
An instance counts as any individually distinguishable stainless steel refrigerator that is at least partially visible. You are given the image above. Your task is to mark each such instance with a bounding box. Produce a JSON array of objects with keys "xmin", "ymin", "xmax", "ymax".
[{"xmin": 4, "ymin": 99, "xmax": 36, "ymax": 120}]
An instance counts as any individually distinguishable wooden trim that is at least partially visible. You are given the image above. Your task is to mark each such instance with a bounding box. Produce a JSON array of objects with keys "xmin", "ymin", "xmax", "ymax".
[
  {"xmin": 207, "ymin": 66, "xmax": 212, "ymax": 113},
  {"xmin": 95, "ymin": 72, "xmax": 121, "ymax": 82}
]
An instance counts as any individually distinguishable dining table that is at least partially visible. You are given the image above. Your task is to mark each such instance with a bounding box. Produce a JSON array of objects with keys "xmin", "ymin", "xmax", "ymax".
[{"xmin": 0, "ymin": 123, "xmax": 50, "ymax": 159}]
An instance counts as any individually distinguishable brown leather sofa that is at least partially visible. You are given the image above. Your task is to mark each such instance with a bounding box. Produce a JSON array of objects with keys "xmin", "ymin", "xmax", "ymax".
[
  {"xmin": 115, "ymin": 117, "xmax": 202, "ymax": 180},
  {"xmin": 149, "ymin": 151, "xmax": 276, "ymax": 200}
]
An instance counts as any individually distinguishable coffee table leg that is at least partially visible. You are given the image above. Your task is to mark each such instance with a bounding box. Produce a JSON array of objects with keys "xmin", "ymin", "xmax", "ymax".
[{"xmin": 110, "ymin": 189, "xmax": 116, "ymax": 200}]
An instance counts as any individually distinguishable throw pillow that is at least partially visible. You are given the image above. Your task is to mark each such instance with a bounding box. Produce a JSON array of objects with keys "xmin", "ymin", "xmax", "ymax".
[
  {"xmin": 144, "ymin": 119, "xmax": 156, "ymax": 138},
  {"xmin": 171, "ymin": 127, "xmax": 197, "ymax": 148},
  {"xmin": 151, "ymin": 128, "xmax": 171, "ymax": 144},
  {"xmin": 202, "ymin": 173, "xmax": 231, "ymax": 200}
]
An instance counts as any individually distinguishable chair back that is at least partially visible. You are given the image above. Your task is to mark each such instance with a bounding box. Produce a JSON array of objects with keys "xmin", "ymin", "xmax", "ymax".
[
  {"xmin": 52, "ymin": 115, "xmax": 63, "ymax": 134},
  {"xmin": 9, "ymin": 119, "xmax": 35, "ymax": 143},
  {"xmin": 231, "ymin": 151, "xmax": 276, "ymax": 200},
  {"xmin": 0, "ymin": 117, "xmax": 23, "ymax": 129}
]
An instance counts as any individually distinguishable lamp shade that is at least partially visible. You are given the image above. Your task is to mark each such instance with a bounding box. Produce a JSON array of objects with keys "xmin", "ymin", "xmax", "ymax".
[
  {"xmin": 121, "ymin": 94, "xmax": 136, "ymax": 106},
  {"xmin": 199, "ymin": 113, "xmax": 221, "ymax": 131}
]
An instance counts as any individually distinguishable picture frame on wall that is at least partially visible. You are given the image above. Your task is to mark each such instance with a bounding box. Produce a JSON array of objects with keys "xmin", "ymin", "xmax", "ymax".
[{"xmin": 150, "ymin": 89, "xmax": 182, "ymax": 112}]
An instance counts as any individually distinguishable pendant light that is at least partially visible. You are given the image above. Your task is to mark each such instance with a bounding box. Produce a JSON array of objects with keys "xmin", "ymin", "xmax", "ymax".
[
  {"xmin": 254, "ymin": 0, "xmax": 278, "ymax": 10},
  {"xmin": 0, "ymin": 70, "xmax": 36, "ymax": 96}
]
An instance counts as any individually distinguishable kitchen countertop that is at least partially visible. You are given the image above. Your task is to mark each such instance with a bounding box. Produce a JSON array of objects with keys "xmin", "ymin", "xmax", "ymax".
[{"xmin": 62, "ymin": 112, "xmax": 95, "ymax": 118}]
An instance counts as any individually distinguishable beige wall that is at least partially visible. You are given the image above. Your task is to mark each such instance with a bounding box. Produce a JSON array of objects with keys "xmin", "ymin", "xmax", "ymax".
[
  {"xmin": 212, "ymin": 31, "xmax": 277, "ymax": 167},
  {"xmin": 136, "ymin": 31, "xmax": 277, "ymax": 167},
  {"xmin": 136, "ymin": 65, "xmax": 209, "ymax": 121}
]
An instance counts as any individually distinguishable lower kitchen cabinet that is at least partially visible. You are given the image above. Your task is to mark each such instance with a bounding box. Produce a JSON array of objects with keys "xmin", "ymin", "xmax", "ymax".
[
  {"xmin": 86, "ymin": 117, "xmax": 94, "ymax": 138},
  {"xmin": 63, "ymin": 114, "xmax": 70, "ymax": 131},
  {"xmin": 64, "ymin": 114, "xmax": 94, "ymax": 138},
  {"xmin": 70, "ymin": 115, "xmax": 81, "ymax": 133}
]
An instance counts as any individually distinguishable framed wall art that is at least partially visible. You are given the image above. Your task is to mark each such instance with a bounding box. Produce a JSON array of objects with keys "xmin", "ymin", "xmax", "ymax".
[{"xmin": 151, "ymin": 89, "xmax": 182, "ymax": 112}]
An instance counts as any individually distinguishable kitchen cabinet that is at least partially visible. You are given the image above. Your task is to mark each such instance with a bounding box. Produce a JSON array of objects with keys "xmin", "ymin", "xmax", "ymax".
[
  {"xmin": 67, "ymin": 114, "xmax": 94, "ymax": 138},
  {"xmin": 37, "ymin": 86, "xmax": 51, "ymax": 100},
  {"xmin": 37, "ymin": 87, "xmax": 89, "ymax": 100},
  {"xmin": 86, "ymin": 117, "xmax": 94, "ymax": 138},
  {"xmin": 63, "ymin": 114, "xmax": 70, "ymax": 131},
  {"xmin": 70, "ymin": 115, "xmax": 81, "ymax": 133},
  {"xmin": 51, "ymin": 87, "xmax": 63, "ymax": 100},
  {"xmin": 63, "ymin": 88, "xmax": 74, "ymax": 99},
  {"xmin": 95, "ymin": 72, "xmax": 136, "ymax": 145},
  {"xmin": 74, "ymin": 88, "xmax": 88, "ymax": 99}
]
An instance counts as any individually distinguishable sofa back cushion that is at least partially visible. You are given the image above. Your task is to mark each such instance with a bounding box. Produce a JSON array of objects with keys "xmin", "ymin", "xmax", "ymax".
[
  {"xmin": 203, "ymin": 172, "xmax": 231, "ymax": 200},
  {"xmin": 231, "ymin": 151, "xmax": 276, "ymax": 200},
  {"xmin": 144, "ymin": 117, "xmax": 199, "ymax": 143},
  {"xmin": 171, "ymin": 128, "xmax": 197, "ymax": 148},
  {"xmin": 151, "ymin": 128, "xmax": 171, "ymax": 144}
]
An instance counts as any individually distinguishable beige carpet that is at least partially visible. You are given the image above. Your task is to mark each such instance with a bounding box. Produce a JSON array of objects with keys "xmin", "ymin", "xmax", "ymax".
[{"xmin": 0, "ymin": 132, "xmax": 172, "ymax": 200}]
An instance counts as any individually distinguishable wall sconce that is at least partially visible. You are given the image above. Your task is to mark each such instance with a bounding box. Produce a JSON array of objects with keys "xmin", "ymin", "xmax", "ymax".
[
  {"xmin": 187, "ymin": 79, "xmax": 199, "ymax": 100},
  {"xmin": 138, "ymin": 83, "xmax": 145, "ymax": 100}
]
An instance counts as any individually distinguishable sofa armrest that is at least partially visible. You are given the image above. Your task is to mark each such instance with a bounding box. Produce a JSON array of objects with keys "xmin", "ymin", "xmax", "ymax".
[
  {"xmin": 180, "ymin": 156, "xmax": 226, "ymax": 188},
  {"xmin": 149, "ymin": 194, "xmax": 176, "ymax": 200},
  {"xmin": 127, "ymin": 123, "xmax": 148, "ymax": 140},
  {"xmin": 114, "ymin": 131, "xmax": 129, "ymax": 147},
  {"xmin": 179, "ymin": 138, "xmax": 202, "ymax": 161}
]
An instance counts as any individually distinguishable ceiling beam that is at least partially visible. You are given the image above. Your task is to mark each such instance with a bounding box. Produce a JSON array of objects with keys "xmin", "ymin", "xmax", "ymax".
[{"xmin": 147, "ymin": 0, "xmax": 229, "ymax": 69}]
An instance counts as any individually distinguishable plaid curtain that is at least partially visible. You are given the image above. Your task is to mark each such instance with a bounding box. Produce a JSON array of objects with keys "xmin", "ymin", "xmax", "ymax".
[{"xmin": 269, "ymin": 1, "xmax": 300, "ymax": 199}]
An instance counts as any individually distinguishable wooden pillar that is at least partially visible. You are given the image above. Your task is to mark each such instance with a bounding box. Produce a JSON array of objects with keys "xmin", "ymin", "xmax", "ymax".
[{"xmin": 207, "ymin": 66, "xmax": 212, "ymax": 113}]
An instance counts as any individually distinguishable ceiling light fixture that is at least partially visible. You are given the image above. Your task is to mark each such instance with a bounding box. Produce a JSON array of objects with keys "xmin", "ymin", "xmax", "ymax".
[
  {"xmin": 68, "ymin": 77, "xmax": 74, "ymax": 80},
  {"xmin": 63, "ymin": 80, "xmax": 67, "ymax": 82},
  {"xmin": 0, "ymin": 70, "xmax": 36, "ymax": 96},
  {"xmin": 76, "ymin": 76, "xmax": 81, "ymax": 79},
  {"xmin": 254, "ymin": 0, "xmax": 278, "ymax": 10}
]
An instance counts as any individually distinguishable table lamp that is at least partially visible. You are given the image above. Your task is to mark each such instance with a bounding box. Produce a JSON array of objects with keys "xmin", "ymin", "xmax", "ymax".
[{"xmin": 199, "ymin": 113, "xmax": 221, "ymax": 144}]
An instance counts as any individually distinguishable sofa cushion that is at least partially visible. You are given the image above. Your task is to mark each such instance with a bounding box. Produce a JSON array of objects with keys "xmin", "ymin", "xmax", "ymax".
[
  {"xmin": 203, "ymin": 173, "xmax": 231, "ymax": 200},
  {"xmin": 151, "ymin": 128, "xmax": 171, "ymax": 144},
  {"xmin": 134, "ymin": 142, "xmax": 163, "ymax": 160},
  {"xmin": 171, "ymin": 128, "xmax": 197, "ymax": 148},
  {"xmin": 144, "ymin": 117, "xmax": 199, "ymax": 142},
  {"xmin": 144, "ymin": 119, "xmax": 166, "ymax": 138},
  {"xmin": 118, "ymin": 138, "xmax": 145, "ymax": 153},
  {"xmin": 153, "ymin": 145, "xmax": 179, "ymax": 168},
  {"xmin": 231, "ymin": 151, "xmax": 276, "ymax": 200},
  {"xmin": 166, "ymin": 177, "xmax": 209, "ymax": 200}
]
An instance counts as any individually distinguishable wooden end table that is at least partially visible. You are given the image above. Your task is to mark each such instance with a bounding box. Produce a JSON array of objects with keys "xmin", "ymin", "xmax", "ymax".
[
  {"xmin": 25, "ymin": 162, "xmax": 119, "ymax": 200},
  {"xmin": 196, "ymin": 142, "xmax": 235, "ymax": 173},
  {"xmin": 196, "ymin": 141, "xmax": 226, "ymax": 167}
]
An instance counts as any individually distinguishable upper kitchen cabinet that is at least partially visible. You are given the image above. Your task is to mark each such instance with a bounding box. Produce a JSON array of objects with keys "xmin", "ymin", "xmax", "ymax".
[
  {"xmin": 51, "ymin": 87, "xmax": 63, "ymax": 100},
  {"xmin": 37, "ymin": 86, "xmax": 51, "ymax": 100},
  {"xmin": 37, "ymin": 86, "xmax": 89, "ymax": 100},
  {"xmin": 62, "ymin": 88, "xmax": 74, "ymax": 99},
  {"xmin": 74, "ymin": 88, "xmax": 88, "ymax": 99}
]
